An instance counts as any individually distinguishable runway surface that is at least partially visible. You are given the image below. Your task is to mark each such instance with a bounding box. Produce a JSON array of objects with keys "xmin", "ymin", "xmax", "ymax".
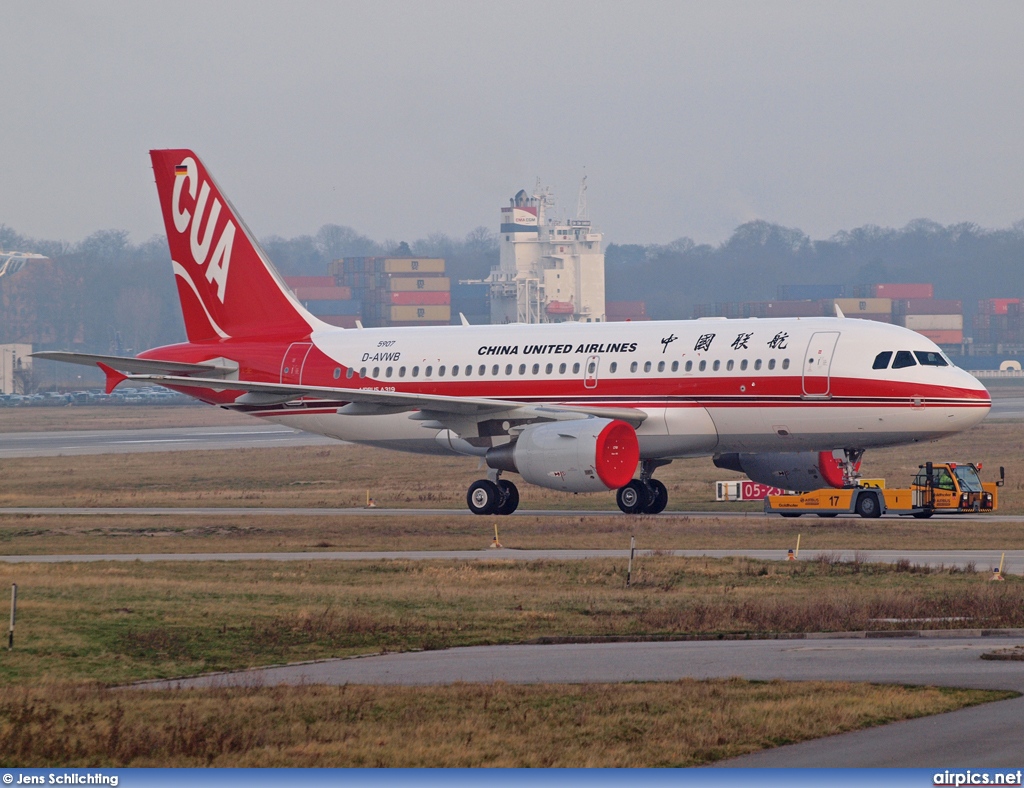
[
  {"xmin": 2, "ymin": 547, "xmax": 1021, "ymax": 572},
  {"xmin": 132, "ymin": 635, "xmax": 1024, "ymax": 767},
  {"xmin": 1, "ymin": 394, "xmax": 1020, "ymax": 458},
  {"xmin": 0, "ymin": 424, "xmax": 334, "ymax": 458}
]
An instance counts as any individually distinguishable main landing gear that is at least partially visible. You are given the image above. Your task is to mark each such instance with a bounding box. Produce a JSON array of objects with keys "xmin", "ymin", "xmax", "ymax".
[
  {"xmin": 616, "ymin": 460, "xmax": 670, "ymax": 515},
  {"xmin": 467, "ymin": 472, "xmax": 519, "ymax": 515}
]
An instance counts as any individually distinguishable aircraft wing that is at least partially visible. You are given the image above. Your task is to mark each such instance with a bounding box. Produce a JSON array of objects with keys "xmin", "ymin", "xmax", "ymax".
[{"xmin": 122, "ymin": 372, "xmax": 648, "ymax": 427}]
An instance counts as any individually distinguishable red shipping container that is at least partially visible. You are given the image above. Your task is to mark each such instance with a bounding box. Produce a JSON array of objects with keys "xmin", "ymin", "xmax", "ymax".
[
  {"xmin": 389, "ymin": 291, "xmax": 451, "ymax": 306},
  {"xmin": 982, "ymin": 298, "xmax": 1021, "ymax": 315},
  {"xmin": 285, "ymin": 276, "xmax": 336, "ymax": 288},
  {"xmin": 293, "ymin": 286, "xmax": 353, "ymax": 301},
  {"xmin": 606, "ymin": 300, "xmax": 647, "ymax": 317},
  {"xmin": 914, "ymin": 329, "xmax": 963, "ymax": 344},
  {"xmin": 872, "ymin": 283, "xmax": 934, "ymax": 299},
  {"xmin": 894, "ymin": 299, "xmax": 962, "ymax": 315},
  {"xmin": 319, "ymin": 315, "xmax": 360, "ymax": 329}
]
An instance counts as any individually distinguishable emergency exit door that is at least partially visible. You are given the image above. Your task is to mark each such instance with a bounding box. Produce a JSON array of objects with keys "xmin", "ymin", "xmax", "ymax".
[{"xmin": 280, "ymin": 342, "xmax": 312, "ymax": 385}]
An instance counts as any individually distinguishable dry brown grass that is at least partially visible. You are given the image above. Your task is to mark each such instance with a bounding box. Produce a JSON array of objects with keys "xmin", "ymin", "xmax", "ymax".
[
  {"xmin": 0, "ymin": 405, "xmax": 250, "ymax": 432},
  {"xmin": 0, "ymin": 680, "xmax": 1010, "ymax": 767},
  {"xmin": 2, "ymin": 556, "xmax": 1021, "ymax": 687}
]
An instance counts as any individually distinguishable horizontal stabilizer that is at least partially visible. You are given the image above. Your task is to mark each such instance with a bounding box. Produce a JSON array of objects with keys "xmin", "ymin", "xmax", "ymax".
[{"xmin": 31, "ymin": 351, "xmax": 238, "ymax": 378}]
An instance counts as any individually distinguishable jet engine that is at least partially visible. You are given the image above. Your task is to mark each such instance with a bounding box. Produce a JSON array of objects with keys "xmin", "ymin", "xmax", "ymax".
[
  {"xmin": 713, "ymin": 450, "xmax": 856, "ymax": 491},
  {"xmin": 486, "ymin": 418, "xmax": 639, "ymax": 493}
]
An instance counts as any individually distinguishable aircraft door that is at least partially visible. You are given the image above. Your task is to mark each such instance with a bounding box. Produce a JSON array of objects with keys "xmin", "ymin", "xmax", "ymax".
[
  {"xmin": 281, "ymin": 342, "xmax": 312, "ymax": 385},
  {"xmin": 802, "ymin": 332, "xmax": 840, "ymax": 397},
  {"xmin": 584, "ymin": 355, "xmax": 600, "ymax": 389}
]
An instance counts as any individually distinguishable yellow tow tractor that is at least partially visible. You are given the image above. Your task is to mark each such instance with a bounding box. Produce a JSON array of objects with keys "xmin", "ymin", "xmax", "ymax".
[{"xmin": 764, "ymin": 462, "xmax": 1004, "ymax": 519}]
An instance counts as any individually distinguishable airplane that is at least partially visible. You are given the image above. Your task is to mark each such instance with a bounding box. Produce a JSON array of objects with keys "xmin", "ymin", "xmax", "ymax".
[{"xmin": 35, "ymin": 149, "xmax": 992, "ymax": 516}]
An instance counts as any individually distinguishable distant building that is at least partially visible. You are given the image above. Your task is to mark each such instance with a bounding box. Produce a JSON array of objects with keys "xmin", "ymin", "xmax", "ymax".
[
  {"xmin": 487, "ymin": 182, "xmax": 605, "ymax": 324},
  {"xmin": 0, "ymin": 343, "xmax": 32, "ymax": 395}
]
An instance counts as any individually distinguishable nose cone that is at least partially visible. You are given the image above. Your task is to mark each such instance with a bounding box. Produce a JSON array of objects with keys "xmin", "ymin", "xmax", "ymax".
[{"xmin": 956, "ymin": 367, "xmax": 991, "ymax": 428}]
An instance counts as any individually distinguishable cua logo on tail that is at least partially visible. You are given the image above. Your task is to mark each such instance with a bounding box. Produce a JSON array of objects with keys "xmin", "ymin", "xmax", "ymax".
[{"xmin": 171, "ymin": 157, "xmax": 235, "ymax": 303}]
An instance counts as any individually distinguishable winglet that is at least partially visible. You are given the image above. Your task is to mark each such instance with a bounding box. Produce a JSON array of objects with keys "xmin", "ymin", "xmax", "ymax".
[
  {"xmin": 834, "ymin": 304, "xmax": 845, "ymax": 318},
  {"xmin": 460, "ymin": 312, "xmax": 470, "ymax": 326},
  {"xmin": 97, "ymin": 362, "xmax": 128, "ymax": 394}
]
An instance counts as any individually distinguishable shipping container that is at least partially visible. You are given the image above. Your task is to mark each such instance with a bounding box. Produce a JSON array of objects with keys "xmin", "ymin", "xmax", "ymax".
[
  {"xmin": 871, "ymin": 283, "xmax": 934, "ymax": 299},
  {"xmin": 606, "ymin": 300, "xmax": 647, "ymax": 317},
  {"xmin": 385, "ymin": 320, "xmax": 450, "ymax": 328},
  {"xmin": 833, "ymin": 298, "xmax": 893, "ymax": 314},
  {"xmin": 777, "ymin": 284, "xmax": 845, "ymax": 300},
  {"xmin": 904, "ymin": 314, "xmax": 964, "ymax": 331},
  {"xmin": 293, "ymin": 286, "xmax": 353, "ymax": 301},
  {"xmin": 318, "ymin": 315, "xmax": 360, "ymax": 329},
  {"xmin": 383, "ymin": 258, "xmax": 445, "ymax": 274},
  {"xmin": 389, "ymin": 305, "xmax": 451, "ymax": 322},
  {"xmin": 913, "ymin": 329, "xmax": 964, "ymax": 345},
  {"xmin": 978, "ymin": 298, "xmax": 1022, "ymax": 315},
  {"xmin": 284, "ymin": 276, "xmax": 336, "ymax": 288},
  {"xmin": 388, "ymin": 276, "xmax": 451, "ymax": 292},
  {"xmin": 302, "ymin": 299, "xmax": 362, "ymax": 316},
  {"xmin": 765, "ymin": 300, "xmax": 826, "ymax": 317},
  {"xmin": 389, "ymin": 291, "xmax": 451, "ymax": 306},
  {"xmin": 893, "ymin": 299, "xmax": 962, "ymax": 315}
]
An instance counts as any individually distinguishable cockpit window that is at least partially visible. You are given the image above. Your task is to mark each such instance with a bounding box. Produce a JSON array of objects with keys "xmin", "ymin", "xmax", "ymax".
[
  {"xmin": 892, "ymin": 350, "xmax": 917, "ymax": 369},
  {"xmin": 872, "ymin": 351, "xmax": 893, "ymax": 370},
  {"xmin": 914, "ymin": 351, "xmax": 948, "ymax": 367}
]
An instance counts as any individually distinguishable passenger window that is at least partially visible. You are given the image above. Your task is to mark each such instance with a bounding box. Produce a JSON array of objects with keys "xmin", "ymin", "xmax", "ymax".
[
  {"xmin": 609, "ymin": 362, "xmax": 618, "ymax": 373},
  {"xmin": 398, "ymin": 366, "xmax": 406, "ymax": 378},
  {"xmin": 505, "ymin": 364, "xmax": 512, "ymax": 375},
  {"xmin": 545, "ymin": 363, "xmax": 553, "ymax": 374},
  {"xmin": 425, "ymin": 366, "xmax": 432, "ymax": 377},
  {"xmin": 740, "ymin": 359, "xmax": 748, "ymax": 371},
  {"xmin": 873, "ymin": 351, "xmax": 893, "ymax": 370},
  {"xmin": 465, "ymin": 365, "xmax": 472, "ymax": 376},
  {"xmin": 479, "ymin": 365, "xmax": 486, "ymax": 375},
  {"xmin": 344, "ymin": 368, "xmax": 352, "ymax": 379},
  {"xmin": 452, "ymin": 365, "xmax": 459, "ymax": 375},
  {"xmin": 685, "ymin": 360, "xmax": 693, "ymax": 372},
  {"xmin": 657, "ymin": 361, "xmax": 665, "ymax": 372},
  {"xmin": 572, "ymin": 362, "xmax": 581, "ymax": 374},
  {"xmin": 438, "ymin": 366, "xmax": 445, "ymax": 376},
  {"xmin": 411, "ymin": 366, "xmax": 419, "ymax": 377},
  {"xmin": 558, "ymin": 363, "xmax": 566, "ymax": 374},
  {"xmin": 782, "ymin": 359, "xmax": 790, "ymax": 370},
  {"xmin": 892, "ymin": 351, "xmax": 917, "ymax": 369},
  {"xmin": 754, "ymin": 359, "xmax": 762, "ymax": 370},
  {"xmin": 630, "ymin": 361, "xmax": 638, "ymax": 373},
  {"xmin": 713, "ymin": 360, "xmax": 720, "ymax": 371},
  {"xmin": 492, "ymin": 365, "xmax": 499, "ymax": 375},
  {"xmin": 644, "ymin": 361, "xmax": 652, "ymax": 373},
  {"xmin": 726, "ymin": 359, "xmax": 734, "ymax": 371},
  {"xmin": 588, "ymin": 361, "xmax": 596, "ymax": 373},
  {"xmin": 386, "ymin": 367, "xmax": 393, "ymax": 378},
  {"xmin": 519, "ymin": 364, "xmax": 526, "ymax": 375},
  {"xmin": 359, "ymin": 367, "xmax": 366, "ymax": 378},
  {"xmin": 532, "ymin": 364, "xmax": 540, "ymax": 374},
  {"xmin": 914, "ymin": 351, "xmax": 949, "ymax": 367},
  {"xmin": 372, "ymin": 367, "xmax": 380, "ymax": 377},
  {"xmin": 671, "ymin": 361, "xmax": 679, "ymax": 372},
  {"xmin": 699, "ymin": 360, "xmax": 707, "ymax": 371},
  {"xmin": 768, "ymin": 359, "xmax": 776, "ymax": 370}
]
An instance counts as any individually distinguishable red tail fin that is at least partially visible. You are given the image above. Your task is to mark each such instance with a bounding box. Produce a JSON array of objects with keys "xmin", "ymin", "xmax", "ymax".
[{"xmin": 150, "ymin": 150, "xmax": 317, "ymax": 342}]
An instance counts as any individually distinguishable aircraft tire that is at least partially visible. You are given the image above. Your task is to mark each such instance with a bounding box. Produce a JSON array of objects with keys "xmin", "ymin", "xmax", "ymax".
[
  {"xmin": 855, "ymin": 491, "xmax": 882, "ymax": 519},
  {"xmin": 643, "ymin": 479, "xmax": 668, "ymax": 514},
  {"xmin": 495, "ymin": 480, "xmax": 520, "ymax": 515},
  {"xmin": 467, "ymin": 479, "xmax": 500, "ymax": 515},
  {"xmin": 616, "ymin": 480, "xmax": 647, "ymax": 514}
]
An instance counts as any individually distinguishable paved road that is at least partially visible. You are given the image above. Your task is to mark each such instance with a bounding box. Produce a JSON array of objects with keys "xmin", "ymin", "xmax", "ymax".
[
  {"xmin": 3, "ymin": 548, "xmax": 1019, "ymax": 573},
  {"xmin": 1, "ymin": 395, "xmax": 1020, "ymax": 458},
  {"xmin": 0, "ymin": 424, "xmax": 334, "ymax": 458},
  {"xmin": 132, "ymin": 635, "xmax": 1024, "ymax": 767}
]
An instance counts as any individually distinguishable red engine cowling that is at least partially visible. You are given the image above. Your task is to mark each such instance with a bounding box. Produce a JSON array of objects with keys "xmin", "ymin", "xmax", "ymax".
[
  {"xmin": 486, "ymin": 418, "xmax": 639, "ymax": 492},
  {"xmin": 713, "ymin": 450, "xmax": 858, "ymax": 492}
]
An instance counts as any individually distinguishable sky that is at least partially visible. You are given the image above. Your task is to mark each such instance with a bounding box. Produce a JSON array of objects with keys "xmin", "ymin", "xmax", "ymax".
[{"xmin": 2, "ymin": 1, "xmax": 1024, "ymax": 247}]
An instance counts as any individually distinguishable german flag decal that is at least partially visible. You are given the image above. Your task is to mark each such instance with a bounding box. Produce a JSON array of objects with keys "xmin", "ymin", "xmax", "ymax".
[{"xmin": 174, "ymin": 164, "xmax": 188, "ymax": 176}]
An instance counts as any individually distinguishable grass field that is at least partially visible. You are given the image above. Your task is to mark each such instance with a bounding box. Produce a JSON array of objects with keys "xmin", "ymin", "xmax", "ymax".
[
  {"xmin": 2, "ymin": 681, "xmax": 1009, "ymax": 767},
  {"xmin": 1, "ymin": 405, "xmax": 1022, "ymax": 766}
]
